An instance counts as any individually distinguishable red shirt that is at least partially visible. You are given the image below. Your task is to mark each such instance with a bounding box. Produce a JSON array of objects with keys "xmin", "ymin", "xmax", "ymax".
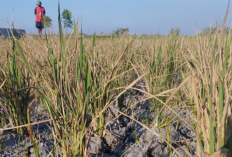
[{"xmin": 35, "ymin": 7, "xmax": 45, "ymax": 22}]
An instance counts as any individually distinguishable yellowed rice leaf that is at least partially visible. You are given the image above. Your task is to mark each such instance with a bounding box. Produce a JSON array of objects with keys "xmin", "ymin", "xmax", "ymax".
[{"xmin": 210, "ymin": 148, "xmax": 229, "ymax": 157}]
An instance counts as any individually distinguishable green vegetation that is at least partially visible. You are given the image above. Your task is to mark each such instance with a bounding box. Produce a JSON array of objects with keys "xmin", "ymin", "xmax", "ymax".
[
  {"xmin": 169, "ymin": 27, "xmax": 181, "ymax": 36},
  {"xmin": 114, "ymin": 27, "xmax": 129, "ymax": 35},
  {"xmin": 43, "ymin": 15, "xmax": 52, "ymax": 28},
  {"xmin": 0, "ymin": 1, "xmax": 232, "ymax": 157},
  {"xmin": 62, "ymin": 9, "xmax": 73, "ymax": 28}
]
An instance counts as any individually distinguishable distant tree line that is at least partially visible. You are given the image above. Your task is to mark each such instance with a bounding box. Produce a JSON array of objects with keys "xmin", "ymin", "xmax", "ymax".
[
  {"xmin": 114, "ymin": 27, "xmax": 129, "ymax": 35},
  {"xmin": 169, "ymin": 27, "xmax": 181, "ymax": 36},
  {"xmin": 201, "ymin": 26, "xmax": 232, "ymax": 35}
]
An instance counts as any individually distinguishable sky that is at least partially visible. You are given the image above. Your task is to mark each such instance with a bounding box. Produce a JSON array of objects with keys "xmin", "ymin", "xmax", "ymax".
[{"xmin": 0, "ymin": 0, "xmax": 232, "ymax": 36}]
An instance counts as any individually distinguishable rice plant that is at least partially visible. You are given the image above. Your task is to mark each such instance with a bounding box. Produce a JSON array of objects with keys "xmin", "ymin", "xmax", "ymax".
[{"xmin": 1, "ymin": 1, "xmax": 232, "ymax": 156}]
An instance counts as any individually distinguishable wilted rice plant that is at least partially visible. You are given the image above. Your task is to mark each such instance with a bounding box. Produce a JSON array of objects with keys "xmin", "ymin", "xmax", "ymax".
[
  {"xmin": 0, "ymin": 38, "xmax": 33, "ymax": 134},
  {"xmin": 183, "ymin": 19, "xmax": 232, "ymax": 156}
]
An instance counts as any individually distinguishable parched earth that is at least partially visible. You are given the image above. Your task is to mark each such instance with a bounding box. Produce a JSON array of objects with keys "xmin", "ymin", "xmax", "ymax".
[{"xmin": 0, "ymin": 80, "xmax": 197, "ymax": 157}]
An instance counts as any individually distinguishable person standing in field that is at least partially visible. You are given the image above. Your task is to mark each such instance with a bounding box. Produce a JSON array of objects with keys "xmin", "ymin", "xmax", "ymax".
[{"xmin": 35, "ymin": 1, "xmax": 45, "ymax": 39}]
